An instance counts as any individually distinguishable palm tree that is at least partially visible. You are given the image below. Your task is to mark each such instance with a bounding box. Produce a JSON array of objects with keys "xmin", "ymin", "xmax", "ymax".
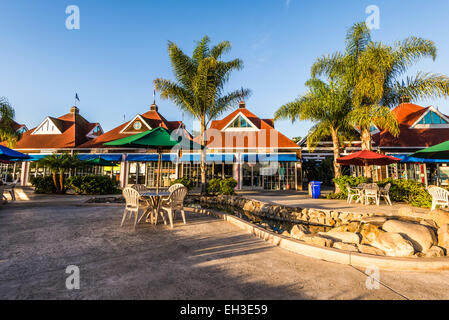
[
  {"xmin": 154, "ymin": 36, "xmax": 250, "ymax": 193},
  {"xmin": 311, "ymin": 22, "xmax": 449, "ymax": 152},
  {"xmin": 0, "ymin": 97, "xmax": 20, "ymax": 148},
  {"xmin": 38, "ymin": 154, "xmax": 85, "ymax": 193},
  {"xmin": 275, "ymin": 78, "xmax": 352, "ymax": 190},
  {"xmin": 38, "ymin": 154, "xmax": 62, "ymax": 193}
]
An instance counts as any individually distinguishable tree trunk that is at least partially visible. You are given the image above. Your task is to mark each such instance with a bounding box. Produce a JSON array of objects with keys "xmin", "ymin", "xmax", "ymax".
[
  {"xmin": 59, "ymin": 170, "xmax": 65, "ymax": 194},
  {"xmin": 330, "ymin": 128, "xmax": 342, "ymax": 193},
  {"xmin": 361, "ymin": 127, "xmax": 372, "ymax": 178},
  {"xmin": 52, "ymin": 172, "xmax": 59, "ymax": 193},
  {"xmin": 200, "ymin": 116, "xmax": 207, "ymax": 195}
]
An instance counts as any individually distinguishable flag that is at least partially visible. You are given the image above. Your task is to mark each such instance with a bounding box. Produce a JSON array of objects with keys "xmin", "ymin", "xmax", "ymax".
[{"xmin": 75, "ymin": 93, "xmax": 80, "ymax": 101}]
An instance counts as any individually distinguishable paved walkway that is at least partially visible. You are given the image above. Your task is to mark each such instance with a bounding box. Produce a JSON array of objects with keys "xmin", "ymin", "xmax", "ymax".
[
  {"xmin": 1, "ymin": 199, "xmax": 448, "ymax": 299},
  {"xmin": 237, "ymin": 190, "xmax": 430, "ymax": 216}
]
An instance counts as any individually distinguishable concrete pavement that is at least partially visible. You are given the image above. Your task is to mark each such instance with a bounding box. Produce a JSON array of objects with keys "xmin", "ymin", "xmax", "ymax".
[{"xmin": 1, "ymin": 200, "xmax": 448, "ymax": 299}]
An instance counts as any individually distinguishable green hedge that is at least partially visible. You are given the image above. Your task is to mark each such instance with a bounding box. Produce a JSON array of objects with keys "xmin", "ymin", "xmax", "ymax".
[
  {"xmin": 207, "ymin": 178, "xmax": 237, "ymax": 195},
  {"xmin": 170, "ymin": 177, "xmax": 194, "ymax": 191},
  {"xmin": 30, "ymin": 176, "xmax": 57, "ymax": 194},
  {"xmin": 66, "ymin": 175, "xmax": 120, "ymax": 195},
  {"xmin": 327, "ymin": 176, "xmax": 432, "ymax": 208}
]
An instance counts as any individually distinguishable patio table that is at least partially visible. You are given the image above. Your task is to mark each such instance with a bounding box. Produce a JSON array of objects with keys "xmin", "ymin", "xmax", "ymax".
[{"xmin": 138, "ymin": 191, "xmax": 170, "ymax": 224}]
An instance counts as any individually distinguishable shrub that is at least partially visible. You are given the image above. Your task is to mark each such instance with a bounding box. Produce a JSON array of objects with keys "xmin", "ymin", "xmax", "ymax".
[
  {"xmin": 327, "ymin": 175, "xmax": 369, "ymax": 200},
  {"xmin": 30, "ymin": 176, "xmax": 57, "ymax": 194},
  {"xmin": 207, "ymin": 178, "xmax": 222, "ymax": 195},
  {"xmin": 219, "ymin": 178, "xmax": 238, "ymax": 195},
  {"xmin": 67, "ymin": 175, "xmax": 120, "ymax": 195},
  {"xmin": 170, "ymin": 177, "xmax": 194, "ymax": 191}
]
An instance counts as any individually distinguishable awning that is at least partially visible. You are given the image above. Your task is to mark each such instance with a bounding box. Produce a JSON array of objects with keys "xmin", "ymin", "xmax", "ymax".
[
  {"xmin": 242, "ymin": 154, "xmax": 298, "ymax": 162},
  {"xmin": 77, "ymin": 154, "xmax": 123, "ymax": 162},
  {"xmin": 389, "ymin": 154, "xmax": 449, "ymax": 164},
  {"xmin": 126, "ymin": 154, "xmax": 177, "ymax": 162},
  {"xmin": 181, "ymin": 154, "xmax": 235, "ymax": 163},
  {"xmin": 23, "ymin": 154, "xmax": 48, "ymax": 162}
]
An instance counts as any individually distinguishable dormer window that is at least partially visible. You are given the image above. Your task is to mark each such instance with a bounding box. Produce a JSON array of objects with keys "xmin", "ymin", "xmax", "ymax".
[
  {"xmin": 418, "ymin": 111, "xmax": 448, "ymax": 125},
  {"xmin": 228, "ymin": 116, "xmax": 252, "ymax": 128}
]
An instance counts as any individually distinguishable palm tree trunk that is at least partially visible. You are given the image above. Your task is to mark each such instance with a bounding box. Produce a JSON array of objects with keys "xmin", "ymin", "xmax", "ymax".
[
  {"xmin": 52, "ymin": 172, "xmax": 59, "ymax": 193},
  {"xmin": 59, "ymin": 170, "xmax": 65, "ymax": 194},
  {"xmin": 361, "ymin": 127, "xmax": 372, "ymax": 178},
  {"xmin": 200, "ymin": 116, "xmax": 207, "ymax": 195},
  {"xmin": 330, "ymin": 128, "xmax": 342, "ymax": 193}
]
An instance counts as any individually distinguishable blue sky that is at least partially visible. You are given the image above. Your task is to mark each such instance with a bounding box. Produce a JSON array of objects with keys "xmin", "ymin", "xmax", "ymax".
[{"xmin": 1, "ymin": 0, "xmax": 448, "ymax": 139}]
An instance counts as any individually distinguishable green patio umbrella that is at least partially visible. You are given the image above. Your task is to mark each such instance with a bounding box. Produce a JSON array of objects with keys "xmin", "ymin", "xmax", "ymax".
[
  {"xmin": 85, "ymin": 157, "xmax": 117, "ymax": 167},
  {"xmin": 410, "ymin": 141, "xmax": 449, "ymax": 159},
  {"xmin": 105, "ymin": 126, "xmax": 203, "ymax": 191}
]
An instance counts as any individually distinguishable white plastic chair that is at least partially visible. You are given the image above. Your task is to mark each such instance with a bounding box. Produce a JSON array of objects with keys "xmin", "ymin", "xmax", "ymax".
[
  {"xmin": 379, "ymin": 183, "xmax": 392, "ymax": 206},
  {"xmin": 364, "ymin": 184, "xmax": 379, "ymax": 206},
  {"xmin": 130, "ymin": 184, "xmax": 148, "ymax": 194},
  {"xmin": 4, "ymin": 179, "xmax": 19, "ymax": 201},
  {"xmin": 428, "ymin": 186, "xmax": 449, "ymax": 211},
  {"xmin": 0, "ymin": 185, "xmax": 6, "ymax": 204},
  {"xmin": 168, "ymin": 183, "xmax": 184, "ymax": 193},
  {"xmin": 160, "ymin": 187, "xmax": 188, "ymax": 228},
  {"xmin": 121, "ymin": 187, "xmax": 150, "ymax": 230},
  {"xmin": 346, "ymin": 184, "xmax": 362, "ymax": 204}
]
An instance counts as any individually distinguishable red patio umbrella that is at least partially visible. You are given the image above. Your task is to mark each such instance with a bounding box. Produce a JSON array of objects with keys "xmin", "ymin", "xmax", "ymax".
[
  {"xmin": 337, "ymin": 150, "xmax": 401, "ymax": 177},
  {"xmin": 337, "ymin": 150, "xmax": 401, "ymax": 166}
]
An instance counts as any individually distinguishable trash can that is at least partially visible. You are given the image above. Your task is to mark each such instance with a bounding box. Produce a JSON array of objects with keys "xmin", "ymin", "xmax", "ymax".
[{"xmin": 310, "ymin": 181, "xmax": 322, "ymax": 199}]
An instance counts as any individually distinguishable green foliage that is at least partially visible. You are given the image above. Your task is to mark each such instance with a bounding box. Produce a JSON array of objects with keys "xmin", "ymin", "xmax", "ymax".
[
  {"xmin": 207, "ymin": 178, "xmax": 237, "ymax": 195},
  {"xmin": 0, "ymin": 97, "xmax": 19, "ymax": 148},
  {"xmin": 170, "ymin": 177, "xmax": 194, "ymax": 191},
  {"xmin": 66, "ymin": 175, "xmax": 120, "ymax": 195},
  {"xmin": 207, "ymin": 178, "xmax": 222, "ymax": 195},
  {"xmin": 327, "ymin": 175, "xmax": 432, "ymax": 208},
  {"xmin": 219, "ymin": 178, "xmax": 238, "ymax": 195},
  {"xmin": 378, "ymin": 178, "xmax": 431, "ymax": 208},
  {"xmin": 30, "ymin": 176, "xmax": 57, "ymax": 194},
  {"xmin": 327, "ymin": 175, "xmax": 369, "ymax": 199}
]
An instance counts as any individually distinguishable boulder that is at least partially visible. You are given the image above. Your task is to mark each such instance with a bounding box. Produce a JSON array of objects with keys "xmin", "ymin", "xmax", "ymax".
[
  {"xmin": 426, "ymin": 246, "xmax": 446, "ymax": 258},
  {"xmin": 290, "ymin": 225, "xmax": 310, "ymax": 240},
  {"xmin": 383, "ymin": 220, "xmax": 437, "ymax": 253},
  {"xmin": 302, "ymin": 235, "xmax": 333, "ymax": 247},
  {"xmin": 319, "ymin": 231, "xmax": 361, "ymax": 244},
  {"xmin": 333, "ymin": 242, "xmax": 359, "ymax": 252},
  {"xmin": 367, "ymin": 231, "xmax": 415, "ymax": 257},
  {"xmin": 357, "ymin": 244, "xmax": 385, "ymax": 256},
  {"xmin": 360, "ymin": 216, "xmax": 387, "ymax": 225},
  {"xmin": 243, "ymin": 201, "xmax": 255, "ymax": 212},
  {"xmin": 359, "ymin": 223, "xmax": 382, "ymax": 244},
  {"xmin": 429, "ymin": 210, "xmax": 449, "ymax": 228},
  {"xmin": 281, "ymin": 231, "xmax": 290, "ymax": 237},
  {"xmin": 438, "ymin": 224, "xmax": 449, "ymax": 249},
  {"xmin": 420, "ymin": 219, "xmax": 438, "ymax": 229},
  {"xmin": 346, "ymin": 221, "xmax": 361, "ymax": 233}
]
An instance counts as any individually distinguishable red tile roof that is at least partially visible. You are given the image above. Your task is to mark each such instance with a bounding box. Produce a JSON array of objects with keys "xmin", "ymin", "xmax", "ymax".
[
  {"xmin": 14, "ymin": 109, "xmax": 100, "ymax": 150},
  {"xmin": 194, "ymin": 107, "xmax": 299, "ymax": 150},
  {"xmin": 373, "ymin": 103, "xmax": 449, "ymax": 148},
  {"xmin": 78, "ymin": 108, "xmax": 183, "ymax": 149}
]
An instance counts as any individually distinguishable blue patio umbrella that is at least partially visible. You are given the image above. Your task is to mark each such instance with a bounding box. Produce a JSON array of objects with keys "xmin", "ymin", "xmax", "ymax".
[{"xmin": 0, "ymin": 145, "xmax": 29, "ymax": 161}]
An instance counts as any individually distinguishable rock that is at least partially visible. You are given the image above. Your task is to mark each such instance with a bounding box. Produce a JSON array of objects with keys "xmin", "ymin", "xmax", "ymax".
[
  {"xmin": 281, "ymin": 231, "xmax": 290, "ymax": 237},
  {"xmin": 346, "ymin": 222, "xmax": 361, "ymax": 233},
  {"xmin": 398, "ymin": 207, "xmax": 414, "ymax": 217},
  {"xmin": 426, "ymin": 246, "xmax": 446, "ymax": 258},
  {"xmin": 301, "ymin": 208, "xmax": 309, "ymax": 215},
  {"xmin": 243, "ymin": 201, "xmax": 255, "ymax": 212},
  {"xmin": 290, "ymin": 225, "xmax": 310, "ymax": 240},
  {"xmin": 333, "ymin": 242, "xmax": 359, "ymax": 252},
  {"xmin": 420, "ymin": 219, "xmax": 438, "ymax": 229},
  {"xmin": 359, "ymin": 224, "xmax": 382, "ymax": 244},
  {"xmin": 319, "ymin": 231, "xmax": 361, "ymax": 244},
  {"xmin": 428, "ymin": 210, "xmax": 449, "ymax": 228},
  {"xmin": 367, "ymin": 231, "xmax": 415, "ymax": 257},
  {"xmin": 438, "ymin": 224, "xmax": 449, "ymax": 249},
  {"xmin": 357, "ymin": 244, "xmax": 385, "ymax": 256},
  {"xmin": 360, "ymin": 216, "xmax": 387, "ymax": 225},
  {"xmin": 303, "ymin": 235, "xmax": 333, "ymax": 247},
  {"xmin": 383, "ymin": 220, "xmax": 437, "ymax": 253}
]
